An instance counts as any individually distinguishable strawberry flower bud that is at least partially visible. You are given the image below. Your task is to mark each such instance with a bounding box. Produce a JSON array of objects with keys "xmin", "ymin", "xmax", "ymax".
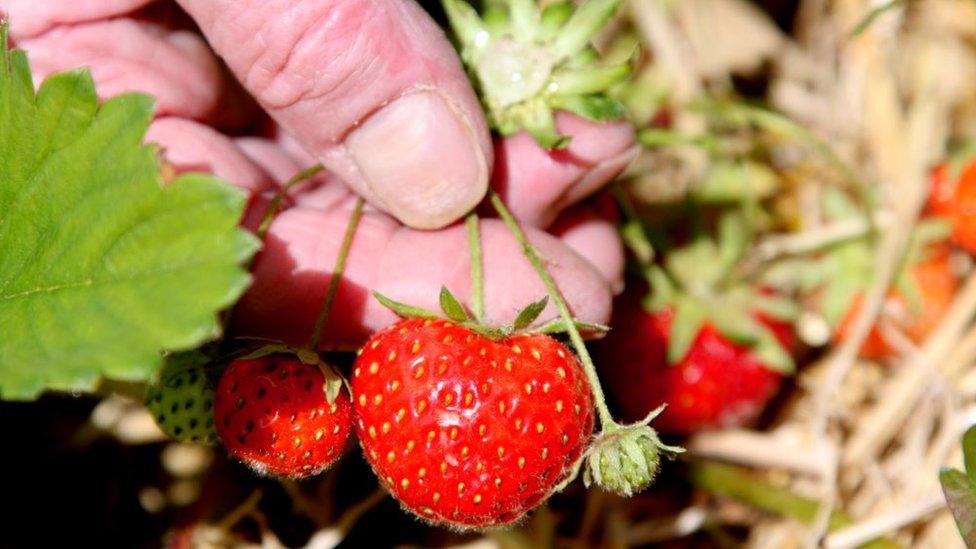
[{"xmin": 584, "ymin": 409, "xmax": 682, "ymax": 496}]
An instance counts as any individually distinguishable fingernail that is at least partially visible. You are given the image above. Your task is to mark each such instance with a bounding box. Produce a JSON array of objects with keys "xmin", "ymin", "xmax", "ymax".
[{"xmin": 346, "ymin": 91, "xmax": 488, "ymax": 230}]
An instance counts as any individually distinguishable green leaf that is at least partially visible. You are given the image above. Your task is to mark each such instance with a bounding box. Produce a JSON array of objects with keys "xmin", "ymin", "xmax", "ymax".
[
  {"xmin": 513, "ymin": 296, "xmax": 549, "ymax": 331},
  {"xmin": 964, "ymin": 425, "xmax": 976, "ymax": 481},
  {"xmin": 667, "ymin": 297, "xmax": 707, "ymax": 364},
  {"xmin": 940, "ymin": 468, "xmax": 976, "ymax": 546},
  {"xmin": 439, "ymin": 286, "xmax": 470, "ymax": 323},
  {"xmin": 0, "ymin": 34, "xmax": 258, "ymax": 399}
]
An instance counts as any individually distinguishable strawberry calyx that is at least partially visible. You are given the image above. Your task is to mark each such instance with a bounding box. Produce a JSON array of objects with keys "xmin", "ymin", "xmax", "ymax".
[
  {"xmin": 373, "ymin": 287, "xmax": 609, "ymax": 340},
  {"xmin": 583, "ymin": 406, "xmax": 684, "ymax": 496},
  {"xmin": 645, "ymin": 213, "xmax": 799, "ymax": 373},
  {"xmin": 237, "ymin": 343, "xmax": 347, "ymax": 406},
  {"xmin": 442, "ymin": 0, "xmax": 630, "ymax": 149}
]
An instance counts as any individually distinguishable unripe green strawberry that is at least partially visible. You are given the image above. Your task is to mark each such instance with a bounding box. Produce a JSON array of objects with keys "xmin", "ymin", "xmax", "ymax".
[{"xmin": 146, "ymin": 365, "xmax": 217, "ymax": 445}]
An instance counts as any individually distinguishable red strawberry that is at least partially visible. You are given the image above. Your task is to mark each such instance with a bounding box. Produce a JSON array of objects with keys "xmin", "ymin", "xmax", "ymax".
[
  {"xmin": 596, "ymin": 287, "xmax": 792, "ymax": 433},
  {"xmin": 352, "ymin": 318, "xmax": 595, "ymax": 528},
  {"xmin": 214, "ymin": 355, "xmax": 352, "ymax": 478},
  {"xmin": 834, "ymin": 242, "xmax": 957, "ymax": 359},
  {"xmin": 928, "ymin": 159, "xmax": 976, "ymax": 254},
  {"xmin": 595, "ymin": 214, "xmax": 797, "ymax": 434}
]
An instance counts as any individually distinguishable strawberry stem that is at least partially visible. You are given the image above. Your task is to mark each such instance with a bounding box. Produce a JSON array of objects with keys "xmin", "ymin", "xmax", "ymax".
[
  {"xmin": 466, "ymin": 213, "xmax": 485, "ymax": 323},
  {"xmin": 489, "ymin": 191, "xmax": 617, "ymax": 429},
  {"xmin": 256, "ymin": 164, "xmax": 325, "ymax": 240},
  {"xmin": 307, "ymin": 198, "xmax": 365, "ymax": 350},
  {"xmin": 221, "ymin": 164, "xmax": 326, "ymax": 345}
]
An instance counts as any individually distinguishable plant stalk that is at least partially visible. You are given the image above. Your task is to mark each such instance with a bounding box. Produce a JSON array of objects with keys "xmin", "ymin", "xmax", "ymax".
[
  {"xmin": 466, "ymin": 213, "xmax": 485, "ymax": 323},
  {"xmin": 690, "ymin": 461, "xmax": 901, "ymax": 549},
  {"xmin": 307, "ymin": 198, "xmax": 365, "ymax": 350},
  {"xmin": 490, "ymin": 191, "xmax": 617, "ymax": 429}
]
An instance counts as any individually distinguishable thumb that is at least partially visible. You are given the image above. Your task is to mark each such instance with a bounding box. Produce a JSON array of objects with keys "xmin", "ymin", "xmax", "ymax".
[{"xmin": 175, "ymin": 0, "xmax": 492, "ymax": 229}]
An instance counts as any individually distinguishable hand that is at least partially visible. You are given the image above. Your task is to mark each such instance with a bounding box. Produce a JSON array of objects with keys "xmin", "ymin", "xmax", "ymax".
[{"xmin": 3, "ymin": 0, "xmax": 636, "ymax": 349}]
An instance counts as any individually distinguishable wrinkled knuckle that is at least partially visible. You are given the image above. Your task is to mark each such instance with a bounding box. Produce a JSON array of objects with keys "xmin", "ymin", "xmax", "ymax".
[{"xmin": 244, "ymin": 0, "xmax": 379, "ymax": 113}]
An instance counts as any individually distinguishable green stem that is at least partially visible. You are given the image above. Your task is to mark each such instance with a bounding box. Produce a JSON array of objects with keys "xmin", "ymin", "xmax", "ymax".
[
  {"xmin": 611, "ymin": 183, "xmax": 655, "ymax": 265},
  {"xmin": 690, "ymin": 461, "xmax": 902, "ymax": 549},
  {"xmin": 466, "ymin": 213, "xmax": 485, "ymax": 323},
  {"xmin": 490, "ymin": 191, "xmax": 617, "ymax": 429},
  {"xmin": 221, "ymin": 164, "xmax": 325, "ymax": 344},
  {"xmin": 256, "ymin": 164, "xmax": 325, "ymax": 240},
  {"xmin": 307, "ymin": 198, "xmax": 365, "ymax": 350}
]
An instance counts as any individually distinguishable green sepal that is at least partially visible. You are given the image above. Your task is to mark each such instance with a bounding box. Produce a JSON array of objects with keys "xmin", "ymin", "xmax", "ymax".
[
  {"xmin": 667, "ymin": 296, "xmax": 708, "ymax": 364},
  {"xmin": 549, "ymin": 94, "xmax": 627, "ymax": 122},
  {"xmin": 709, "ymin": 306, "xmax": 762, "ymax": 347},
  {"xmin": 550, "ymin": 0, "xmax": 622, "ymax": 61},
  {"xmin": 373, "ymin": 291, "xmax": 441, "ymax": 319},
  {"xmin": 752, "ymin": 293, "xmax": 802, "ymax": 321},
  {"xmin": 442, "ymin": 0, "xmax": 626, "ymax": 149},
  {"xmin": 439, "ymin": 286, "xmax": 471, "ymax": 323},
  {"xmin": 533, "ymin": 317, "xmax": 610, "ymax": 337},
  {"xmin": 239, "ymin": 344, "xmax": 347, "ymax": 405},
  {"xmin": 717, "ymin": 213, "xmax": 751, "ymax": 278},
  {"xmin": 550, "ymin": 65, "xmax": 630, "ymax": 96},
  {"xmin": 643, "ymin": 265, "xmax": 677, "ymax": 311},
  {"xmin": 513, "ymin": 296, "xmax": 549, "ymax": 331},
  {"xmin": 751, "ymin": 330, "xmax": 795, "ymax": 373},
  {"xmin": 539, "ymin": 2, "xmax": 574, "ymax": 39},
  {"xmin": 442, "ymin": 0, "xmax": 489, "ymax": 53}
]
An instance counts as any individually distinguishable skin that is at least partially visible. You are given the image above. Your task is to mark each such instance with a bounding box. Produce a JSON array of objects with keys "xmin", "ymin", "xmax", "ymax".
[{"xmin": 1, "ymin": 0, "xmax": 634, "ymax": 348}]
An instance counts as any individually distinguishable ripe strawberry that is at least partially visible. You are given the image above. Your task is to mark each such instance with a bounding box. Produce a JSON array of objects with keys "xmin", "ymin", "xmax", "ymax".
[
  {"xmin": 352, "ymin": 318, "xmax": 595, "ymax": 528},
  {"xmin": 146, "ymin": 363, "xmax": 217, "ymax": 444},
  {"xmin": 214, "ymin": 355, "xmax": 352, "ymax": 478},
  {"xmin": 595, "ymin": 214, "xmax": 797, "ymax": 434},
  {"xmin": 596, "ymin": 286, "xmax": 793, "ymax": 433},
  {"xmin": 834, "ymin": 241, "xmax": 957, "ymax": 359},
  {"xmin": 928, "ymin": 158, "xmax": 976, "ymax": 254}
]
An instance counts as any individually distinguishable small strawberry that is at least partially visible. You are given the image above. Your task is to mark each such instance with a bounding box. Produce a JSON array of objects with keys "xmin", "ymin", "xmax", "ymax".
[
  {"xmin": 214, "ymin": 353, "xmax": 352, "ymax": 478},
  {"xmin": 928, "ymin": 153, "xmax": 976, "ymax": 254},
  {"xmin": 595, "ymin": 214, "xmax": 798, "ymax": 433},
  {"xmin": 352, "ymin": 316, "xmax": 594, "ymax": 528},
  {"xmin": 146, "ymin": 354, "xmax": 218, "ymax": 445}
]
